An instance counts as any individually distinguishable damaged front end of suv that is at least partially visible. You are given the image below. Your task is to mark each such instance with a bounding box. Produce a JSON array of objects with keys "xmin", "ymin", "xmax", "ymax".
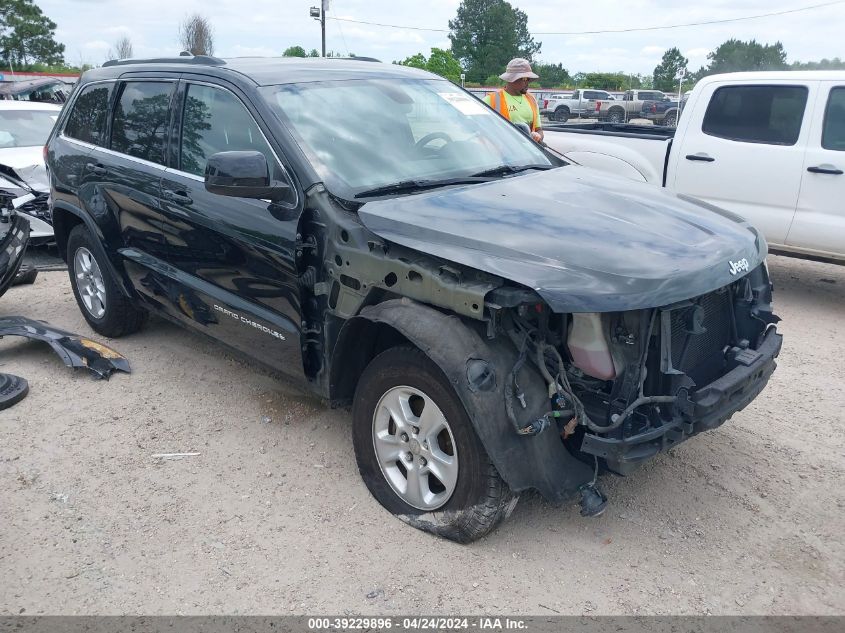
[{"xmin": 301, "ymin": 164, "xmax": 782, "ymax": 539}]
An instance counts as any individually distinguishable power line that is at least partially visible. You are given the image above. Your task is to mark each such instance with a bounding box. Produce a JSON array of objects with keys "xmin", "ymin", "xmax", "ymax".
[{"xmin": 326, "ymin": 0, "xmax": 845, "ymax": 35}]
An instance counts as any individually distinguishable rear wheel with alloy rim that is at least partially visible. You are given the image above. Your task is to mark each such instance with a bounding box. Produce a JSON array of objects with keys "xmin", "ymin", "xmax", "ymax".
[
  {"xmin": 66, "ymin": 225, "xmax": 147, "ymax": 338},
  {"xmin": 352, "ymin": 346, "xmax": 518, "ymax": 542},
  {"xmin": 553, "ymin": 107, "xmax": 570, "ymax": 122},
  {"xmin": 663, "ymin": 111, "xmax": 677, "ymax": 127},
  {"xmin": 607, "ymin": 109, "xmax": 625, "ymax": 123}
]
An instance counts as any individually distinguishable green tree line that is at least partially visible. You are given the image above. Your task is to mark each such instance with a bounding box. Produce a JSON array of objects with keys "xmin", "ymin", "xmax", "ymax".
[{"xmin": 4, "ymin": 0, "xmax": 844, "ymax": 87}]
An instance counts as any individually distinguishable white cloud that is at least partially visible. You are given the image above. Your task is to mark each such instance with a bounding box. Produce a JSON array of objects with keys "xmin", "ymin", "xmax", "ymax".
[
  {"xmin": 82, "ymin": 40, "xmax": 110, "ymax": 51},
  {"xmin": 684, "ymin": 47, "xmax": 711, "ymax": 58},
  {"xmin": 37, "ymin": 0, "xmax": 845, "ymax": 75},
  {"xmin": 102, "ymin": 25, "xmax": 132, "ymax": 35},
  {"xmin": 228, "ymin": 45, "xmax": 282, "ymax": 57},
  {"xmin": 387, "ymin": 31, "xmax": 425, "ymax": 44}
]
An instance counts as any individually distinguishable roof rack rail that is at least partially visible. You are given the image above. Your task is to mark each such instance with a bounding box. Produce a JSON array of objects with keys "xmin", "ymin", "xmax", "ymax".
[
  {"xmin": 103, "ymin": 54, "xmax": 226, "ymax": 68},
  {"xmin": 343, "ymin": 56, "xmax": 381, "ymax": 62}
]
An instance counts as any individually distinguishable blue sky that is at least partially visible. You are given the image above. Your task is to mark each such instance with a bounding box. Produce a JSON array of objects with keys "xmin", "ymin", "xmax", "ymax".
[{"xmin": 41, "ymin": 0, "xmax": 845, "ymax": 75}]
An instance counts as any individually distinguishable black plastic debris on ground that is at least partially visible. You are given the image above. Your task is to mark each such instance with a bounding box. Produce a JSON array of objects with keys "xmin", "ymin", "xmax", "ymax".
[
  {"xmin": 0, "ymin": 316, "xmax": 131, "ymax": 380},
  {"xmin": 0, "ymin": 372, "xmax": 28, "ymax": 410}
]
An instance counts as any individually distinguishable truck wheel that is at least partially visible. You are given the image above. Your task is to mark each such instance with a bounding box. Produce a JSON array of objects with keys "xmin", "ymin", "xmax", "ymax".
[
  {"xmin": 67, "ymin": 224, "xmax": 147, "ymax": 338},
  {"xmin": 553, "ymin": 107, "xmax": 570, "ymax": 122},
  {"xmin": 607, "ymin": 109, "xmax": 625, "ymax": 123},
  {"xmin": 663, "ymin": 112, "xmax": 677, "ymax": 127},
  {"xmin": 352, "ymin": 346, "xmax": 518, "ymax": 543}
]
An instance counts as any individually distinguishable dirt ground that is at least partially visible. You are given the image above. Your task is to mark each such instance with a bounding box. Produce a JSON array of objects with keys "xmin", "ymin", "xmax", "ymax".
[{"xmin": 0, "ymin": 254, "xmax": 843, "ymax": 616}]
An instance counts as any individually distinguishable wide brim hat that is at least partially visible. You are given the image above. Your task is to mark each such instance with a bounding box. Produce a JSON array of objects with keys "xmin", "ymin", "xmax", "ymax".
[{"xmin": 500, "ymin": 58, "xmax": 539, "ymax": 82}]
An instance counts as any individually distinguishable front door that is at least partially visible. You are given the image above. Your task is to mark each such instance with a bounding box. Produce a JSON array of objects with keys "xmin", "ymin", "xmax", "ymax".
[
  {"xmin": 670, "ymin": 81, "xmax": 814, "ymax": 247},
  {"xmin": 157, "ymin": 80, "xmax": 303, "ymax": 375},
  {"xmin": 788, "ymin": 82, "xmax": 845, "ymax": 258}
]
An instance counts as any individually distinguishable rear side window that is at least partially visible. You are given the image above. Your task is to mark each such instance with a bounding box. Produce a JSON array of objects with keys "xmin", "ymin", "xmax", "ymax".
[
  {"xmin": 111, "ymin": 81, "xmax": 173, "ymax": 164},
  {"xmin": 822, "ymin": 87, "xmax": 845, "ymax": 151},
  {"xmin": 583, "ymin": 91, "xmax": 605, "ymax": 100},
  {"xmin": 64, "ymin": 83, "xmax": 113, "ymax": 146},
  {"xmin": 703, "ymin": 85, "xmax": 808, "ymax": 145}
]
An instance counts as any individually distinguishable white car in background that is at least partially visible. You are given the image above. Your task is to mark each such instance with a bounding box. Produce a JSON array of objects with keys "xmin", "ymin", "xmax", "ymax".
[{"xmin": 0, "ymin": 100, "xmax": 62, "ymax": 243}]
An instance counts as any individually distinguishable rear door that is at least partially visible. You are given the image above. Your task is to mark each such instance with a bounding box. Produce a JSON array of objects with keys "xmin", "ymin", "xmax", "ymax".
[
  {"xmin": 75, "ymin": 78, "xmax": 176, "ymax": 297},
  {"xmin": 156, "ymin": 79, "xmax": 304, "ymax": 375},
  {"xmin": 669, "ymin": 81, "xmax": 814, "ymax": 246},
  {"xmin": 51, "ymin": 81, "xmax": 113, "ymax": 213},
  {"xmin": 787, "ymin": 82, "xmax": 845, "ymax": 257}
]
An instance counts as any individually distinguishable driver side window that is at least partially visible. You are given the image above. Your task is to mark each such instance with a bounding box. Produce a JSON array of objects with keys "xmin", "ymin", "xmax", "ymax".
[{"xmin": 180, "ymin": 83, "xmax": 286, "ymax": 183}]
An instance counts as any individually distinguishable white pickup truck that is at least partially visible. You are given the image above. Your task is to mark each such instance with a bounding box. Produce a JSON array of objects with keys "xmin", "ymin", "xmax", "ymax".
[
  {"xmin": 544, "ymin": 71, "xmax": 845, "ymax": 261},
  {"xmin": 542, "ymin": 89, "xmax": 614, "ymax": 122}
]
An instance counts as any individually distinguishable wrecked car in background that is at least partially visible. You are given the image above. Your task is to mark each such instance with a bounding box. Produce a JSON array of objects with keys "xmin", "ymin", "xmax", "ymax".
[
  {"xmin": 0, "ymin": 101, "xmax": 62, "ymax": 244},
  {"xmin": 0, "ymin": 211, "xmax": 130, "ymax": 410},
  {"xmin": 45, "ymin": 57, "xmax": 782, "ymax": 543},
  {"xmin": 0, "ymin": 77, "xmax": 72, "ymax": 104}
]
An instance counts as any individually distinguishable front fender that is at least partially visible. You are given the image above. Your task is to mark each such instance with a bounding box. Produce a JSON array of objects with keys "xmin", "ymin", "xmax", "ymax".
[{"xmin": 346, "ymin": 298, "xmax": 594, "ymax": 503}]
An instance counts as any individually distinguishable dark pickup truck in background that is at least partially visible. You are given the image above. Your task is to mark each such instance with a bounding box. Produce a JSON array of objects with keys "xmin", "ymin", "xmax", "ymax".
[{"xmin": 640, "ymin": 97, "xmax": 683, "ymax": 126}]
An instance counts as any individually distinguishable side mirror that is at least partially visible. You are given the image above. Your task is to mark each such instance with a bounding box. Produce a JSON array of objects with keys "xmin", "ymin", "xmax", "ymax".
[{"xmin": 205, "ymin": 151, "xmax": 290, "ymax": 201}]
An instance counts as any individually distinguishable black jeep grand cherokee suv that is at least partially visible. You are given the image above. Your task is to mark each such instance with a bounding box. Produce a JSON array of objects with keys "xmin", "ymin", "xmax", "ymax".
[{"xmin": 45, "ymin": 56, "xmax": 781, "ymax": 542}]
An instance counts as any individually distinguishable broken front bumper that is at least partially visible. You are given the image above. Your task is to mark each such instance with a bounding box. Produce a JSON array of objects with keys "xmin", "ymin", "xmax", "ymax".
[
  {"xmin": 0, "ymin": 316, "xmax": 131, "ymax": 379},
  {"xmin": 580, "ymin": 326, "xmax": 783, "ymax": 475}
]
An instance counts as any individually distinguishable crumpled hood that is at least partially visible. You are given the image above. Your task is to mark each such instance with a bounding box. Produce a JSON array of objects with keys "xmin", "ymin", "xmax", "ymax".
[
  {"xmin": 0, "ymin": 147, "xmax": 49, "ymax": 192},
  {"xmin": 358, "ymin": 166, "xmax": 766, "ymax": 312}
]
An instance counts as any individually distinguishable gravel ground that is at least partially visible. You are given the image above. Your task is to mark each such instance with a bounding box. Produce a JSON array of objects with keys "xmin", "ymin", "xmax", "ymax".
[{"xmin": 0, "ymin": 254, "xmax": 843, "ymax": 616}]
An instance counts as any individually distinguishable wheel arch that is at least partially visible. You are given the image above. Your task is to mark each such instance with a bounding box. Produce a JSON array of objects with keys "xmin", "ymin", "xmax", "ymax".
[
  {"xmin": 52, "ymin": 202, "xmax": 135, "ymax": 299},
  {"xmin": 332, "ymin": 298, "xmax": 594, "ymax": 501}
]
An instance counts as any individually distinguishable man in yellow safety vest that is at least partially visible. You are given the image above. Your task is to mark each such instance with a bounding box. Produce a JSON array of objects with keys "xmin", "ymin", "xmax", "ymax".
[{"xmin": 484, "ymin": 58, "xmax": 543, "ymax": 142}]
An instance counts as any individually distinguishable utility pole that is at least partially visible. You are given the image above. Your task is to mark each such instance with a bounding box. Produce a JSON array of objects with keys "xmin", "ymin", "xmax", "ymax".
[
  {"xmin": 321, "ymin": 0, "xmax": 327, "ymax": 57},
  {"xmin": 309, "ymin": 1, "xmax": 328, "ymax": 57}
]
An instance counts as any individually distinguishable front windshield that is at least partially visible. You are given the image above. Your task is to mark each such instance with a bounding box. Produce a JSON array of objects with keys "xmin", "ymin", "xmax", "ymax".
[
  {"xmin": 260, "ymin": 78, "xmax": 554, "ymax": 197},
  {"xmin": 0, "ymin": 109, "xmax": 58, "ymax": 148}
]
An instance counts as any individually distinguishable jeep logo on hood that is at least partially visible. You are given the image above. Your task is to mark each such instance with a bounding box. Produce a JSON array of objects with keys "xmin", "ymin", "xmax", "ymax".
[{"xmin": 729, "ymin": 258, "xmax": 750, "ymax": 275}]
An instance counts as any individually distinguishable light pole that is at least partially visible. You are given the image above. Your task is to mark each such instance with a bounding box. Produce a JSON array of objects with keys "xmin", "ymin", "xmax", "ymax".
[
  {"xmin": 309, "ymin": 1, "xmax": 328, "ymax": 57},
  {"xmin": 676, "ymin": 68, "xmax": 685, "ymax": 102}
]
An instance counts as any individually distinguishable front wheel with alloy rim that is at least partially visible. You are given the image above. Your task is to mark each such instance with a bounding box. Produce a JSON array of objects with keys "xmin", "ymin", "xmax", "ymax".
[
  {"xmin": 66, "ymin": 225, "xmax": 147, "ymax": 338},
  {"xmin": 352, "ymin": 346, "xmax": 518, "ymax": 543}
]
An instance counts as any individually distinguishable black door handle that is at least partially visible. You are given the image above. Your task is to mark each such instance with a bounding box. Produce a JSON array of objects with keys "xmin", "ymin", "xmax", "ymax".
[
  {"xmin": 685, "ymin": 153, "xmax": 715, "ymax": 162},
  {"xmin": 163, "ymin": 189, "xmax": 193, "ymax": 205},
  {"xmin": 807, "ymin": 165, "xmax": 843, "ymax": 175},
  {"xmin": 85, "ymin": 162, "xmax": 107, "ymax": 176}
]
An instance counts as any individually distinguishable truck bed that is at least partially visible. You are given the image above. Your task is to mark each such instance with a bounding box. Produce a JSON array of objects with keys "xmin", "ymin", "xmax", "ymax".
[
  {"xmin": 543, "ymin": 124, "xmax": 674, "ymax": 185},
  {"xmin": 544, "ymin": 122, "xmax": 676, "ymax": 140}
]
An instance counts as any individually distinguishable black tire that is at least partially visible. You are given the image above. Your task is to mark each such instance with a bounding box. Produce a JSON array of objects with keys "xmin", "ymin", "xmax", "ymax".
[
  {"xmin": 66, "ymin": 224, "xmax": 147, "ymax": 338},
  {"xmin": 553, "ymin": 106, "xmax": 570, "ymax": 122},
  {"xmin": 607, "ymin": 108, "xmax": 625, "ymax": 123},
  {"xmin": 352, "ymin": 346, "xmax": 518, "ymax": 543},
  {"xmin": 663, "ymin": 111, "xmax": 677, "ymax": 127}
]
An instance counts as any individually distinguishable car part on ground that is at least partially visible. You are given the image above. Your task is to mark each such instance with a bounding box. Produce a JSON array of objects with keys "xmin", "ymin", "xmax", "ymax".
[
  {"xmin": 0, "ymin": 213, "xmax": 29, "ymax": 298},
  {"xmin": 0, "ymin": 316, "xmax": 131, "ymax": 380},
  {"xmin": 12, "ymin": 263, "xmax": 38, "ymax": 285},
  {"xmin": 0, "ymin": 372, "xmax": 29, "ymax": 410}
]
